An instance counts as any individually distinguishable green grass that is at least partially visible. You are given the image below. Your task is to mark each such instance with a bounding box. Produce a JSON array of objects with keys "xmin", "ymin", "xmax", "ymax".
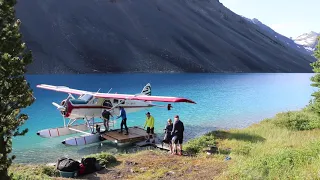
[
  {"xmin": 9, "ymin": 108, "xmax": 320, "ymax": 179},
  {"xmin": 217, "ymin": 109, "xmax": 320, "ymax": 179},
  {"xmin": 177, "ymin": 108, "xmax": 320, "ymax": 179},
  {"xmin": 224, "ymin": 141, "xmax": 320, "ymax": 179}
]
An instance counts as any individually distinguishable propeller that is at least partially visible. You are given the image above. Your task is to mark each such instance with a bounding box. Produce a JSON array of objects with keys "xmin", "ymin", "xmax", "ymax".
[{"xmin": 52, "ymin": 102, "xmax": 66, "ymax": 111}]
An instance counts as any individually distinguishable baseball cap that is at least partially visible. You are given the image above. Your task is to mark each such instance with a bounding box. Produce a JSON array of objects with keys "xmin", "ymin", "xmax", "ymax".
[
  {"xmin": 175, "ymin": 115, "xmax": 179, "ymax": 118},
  {"xmin": 146, "ymin": 112, "xmax": 150, "ymax": 115}
]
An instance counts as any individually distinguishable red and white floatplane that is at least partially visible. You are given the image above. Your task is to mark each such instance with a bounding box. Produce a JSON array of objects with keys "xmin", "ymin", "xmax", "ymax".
[{"xmin": 36, "ymin": 83, "xmax": 196, "ymax": 146}]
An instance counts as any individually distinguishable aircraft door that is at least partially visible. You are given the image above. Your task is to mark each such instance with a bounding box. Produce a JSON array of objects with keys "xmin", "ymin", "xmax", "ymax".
[{"xmin": 103, "ymin": 99, "xmax": 118, "ymax": 116}]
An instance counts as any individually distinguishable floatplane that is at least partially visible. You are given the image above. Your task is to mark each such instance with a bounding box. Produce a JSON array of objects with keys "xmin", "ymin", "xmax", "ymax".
[{"xmin": 36, "ymin": 83, "xmax": 196, "ymax": 146}]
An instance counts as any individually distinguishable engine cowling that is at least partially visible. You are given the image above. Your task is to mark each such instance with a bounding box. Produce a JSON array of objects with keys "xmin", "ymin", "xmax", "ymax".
[{"xmin": 60, "ymin": 99, "xmax": 67, "ymax": 116}]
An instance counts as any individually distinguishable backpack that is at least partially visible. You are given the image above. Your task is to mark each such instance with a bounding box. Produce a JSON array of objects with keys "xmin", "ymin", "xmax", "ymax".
[
  {"xmin": 56, "ymin": 157, "xmax": 80, "ymax": 172},
  {"xmin": 79, "ymin": 163, "xmax": 86, "ymax": 175},
  {"xmin": 81, "ymin": 157, "xmax": 97, "ymax": 174}
]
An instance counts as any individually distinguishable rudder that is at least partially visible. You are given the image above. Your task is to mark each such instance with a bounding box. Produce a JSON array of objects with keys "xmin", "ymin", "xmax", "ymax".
[{"xmin": 141, "ymin": 83, "xmax": 151, "ymax": 96}]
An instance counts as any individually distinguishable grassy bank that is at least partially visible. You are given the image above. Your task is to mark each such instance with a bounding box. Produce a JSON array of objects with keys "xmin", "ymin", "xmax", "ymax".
[{"xmin": 9, "ymin": 108, "xmax": 320, "ymax": 179}]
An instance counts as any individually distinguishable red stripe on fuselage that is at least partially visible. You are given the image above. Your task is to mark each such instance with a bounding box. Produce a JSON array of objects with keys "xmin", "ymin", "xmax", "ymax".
[
  {"xmin": 72, "ymin": 105, "xmax": 153, "ymax": 108},
  {"xmin": 75, "ymin": 138, "xmax": 78, "ymax": 145},
  {"xmin": 72, "ymin": 106, "xmax": 112, "ymax": 109},
  {"xmin": 64, "ymin": 99, "xmax": 154, "ymax": 118},
  {"xmin": 65, "ymin": 100, "xmax": 72, "ymax": 118}
]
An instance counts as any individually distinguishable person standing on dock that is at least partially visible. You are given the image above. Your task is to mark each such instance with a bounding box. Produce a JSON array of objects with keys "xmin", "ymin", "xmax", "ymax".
[
  {"xmin": 102, "ymin": 109, "xmax": 113, "ymax": 131},
  {"xmin": 144, "ymin": 112, "xmax": 155, "ymax": 143},
  {"xmin": 117, "ymin": 106, "xmax": 129, "ymax": 135},
  {"xmin": 171, "ymin": 115, "xmax": 184, "ymax": 155}
]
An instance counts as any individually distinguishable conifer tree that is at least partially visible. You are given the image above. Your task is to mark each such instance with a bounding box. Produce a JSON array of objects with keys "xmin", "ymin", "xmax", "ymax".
[
  {"xmin": 0, "ymin": 0, "xmax": 35, "ymax": 179},
  {"xmin": 310, "ymin": 37, "xmax": 320, "ymax": 114}
]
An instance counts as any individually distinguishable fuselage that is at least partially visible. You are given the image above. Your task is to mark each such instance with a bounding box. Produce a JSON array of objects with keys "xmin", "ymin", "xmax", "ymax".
[{"xmin": 60, "ymin": 94, "xmax": 154, "ymax": 119}]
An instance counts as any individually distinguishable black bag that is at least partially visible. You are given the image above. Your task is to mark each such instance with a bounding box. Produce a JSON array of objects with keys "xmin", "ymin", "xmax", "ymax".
[
  {"xmin": 81, "ymin": 157, "xmax": 97, "ymax": 174},
  {"xmin": 56, "ymin": 157, "xmax": 80, "ymax": 172}
]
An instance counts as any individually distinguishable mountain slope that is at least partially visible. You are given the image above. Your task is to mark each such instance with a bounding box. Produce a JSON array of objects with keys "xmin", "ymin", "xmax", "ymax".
[
  {"xmin": 15, "ymin": 0, "xmax": 316, "ymax": 73},
  {"xmin": 244, "ymin": 18, "xmax": 313, "ymax": 55},
  {"xmin": 294, "ymin": 31, "xmax": 319, "ymax": 51}
]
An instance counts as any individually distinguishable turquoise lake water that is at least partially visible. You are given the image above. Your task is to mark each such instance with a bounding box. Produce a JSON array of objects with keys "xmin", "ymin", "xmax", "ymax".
[{"xmin": 12, "ymin": 73, "xmax": 315, "ymax": 163}]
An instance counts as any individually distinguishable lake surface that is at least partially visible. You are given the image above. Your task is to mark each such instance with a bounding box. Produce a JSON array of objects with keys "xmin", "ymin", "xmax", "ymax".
[{"xmin": 12, "ymin": 73, "xmax": 315, "ymax": 163}]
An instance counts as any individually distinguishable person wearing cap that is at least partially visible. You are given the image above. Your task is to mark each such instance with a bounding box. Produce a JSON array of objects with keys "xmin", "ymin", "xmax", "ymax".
[
  {"xmin": 163, "ymin": 119, "xmax": 173, "ymax": 153},
  {"xmin": 171, "ymin": 115, "xmax": 184, "ymax": 155},
  {"xmin": 144, "ymin": 112, "xmax": 155, "ymax": 143}
]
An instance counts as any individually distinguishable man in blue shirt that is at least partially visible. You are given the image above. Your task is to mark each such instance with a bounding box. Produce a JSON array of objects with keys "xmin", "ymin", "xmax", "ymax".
[{"xmin": 117, "ymin": 106, "xmax": 128, "ymax": 135}]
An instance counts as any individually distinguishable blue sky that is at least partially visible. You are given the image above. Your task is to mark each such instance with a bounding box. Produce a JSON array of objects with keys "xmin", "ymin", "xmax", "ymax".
[{"xmin": 220, "ymin": 0, "xmax": 319, "ymax": 38}]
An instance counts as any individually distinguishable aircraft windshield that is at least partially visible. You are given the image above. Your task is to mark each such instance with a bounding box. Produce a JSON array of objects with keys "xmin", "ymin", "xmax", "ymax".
[{"xmin": 79, "ymin": 94, "xmax": 93, "ymax": 102}]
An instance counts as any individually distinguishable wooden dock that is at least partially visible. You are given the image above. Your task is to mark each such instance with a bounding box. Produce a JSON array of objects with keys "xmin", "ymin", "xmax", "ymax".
[
  {"xmin": 100, "ymin": 126, "xmax": 172, "ymax": 151},
  {"xmin": 100, "ymin": 126, "xmax": 148, "ymax": 143}
]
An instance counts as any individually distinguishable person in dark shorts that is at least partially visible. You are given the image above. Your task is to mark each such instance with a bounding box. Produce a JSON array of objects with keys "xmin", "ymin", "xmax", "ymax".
[
  {"xmin": 171, "ymin": 115, "xmax": 184, "ymax": 155},
  {"xmin": 116, "ymin": 106, "xmax": 128, "ymax": 135},
  {"xmin": 163, "ymin": 119, "xmax": 173, "ymax": 153},
  {"xmin": 144, "ymin": 112, "xmax": 155, "ymax": 143},
  {"xmin": 102, "ymin": 109, "xmax": 113, "ymax": 131}
]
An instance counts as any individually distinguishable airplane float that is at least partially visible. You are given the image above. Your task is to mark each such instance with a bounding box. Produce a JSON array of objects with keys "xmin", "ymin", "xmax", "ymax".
[{"xmin": 36, "ymin": 83, "xmax": 196, "ymax": 146}]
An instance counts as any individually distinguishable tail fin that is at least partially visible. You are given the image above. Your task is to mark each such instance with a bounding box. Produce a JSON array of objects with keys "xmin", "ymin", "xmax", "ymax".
[{"xmin": 141, "ymin": 83, "xmax": 151, "ymax": 96}]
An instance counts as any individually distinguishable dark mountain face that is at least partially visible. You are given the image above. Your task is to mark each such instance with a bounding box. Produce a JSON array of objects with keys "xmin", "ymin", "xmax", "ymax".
[
  {"xmin": 15, "ymin": 0, "xmax": 315, "ymax": 74},
  {"xmin": 246, "ymin": 18, "xmax": 313, "ymax": 55}
]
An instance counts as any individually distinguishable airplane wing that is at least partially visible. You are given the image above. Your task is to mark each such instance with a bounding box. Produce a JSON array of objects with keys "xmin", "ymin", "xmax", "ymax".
[
  {"xmin": 37, "ymin": 84, "xmax": 196, "ymax": 104},
  {"xmin": 94, "ymin": 93, "xmax": 196, "ymax": 104},
  {"xmin": 36, "ymin": 84, "xmax": 89, "ymax": 95}
]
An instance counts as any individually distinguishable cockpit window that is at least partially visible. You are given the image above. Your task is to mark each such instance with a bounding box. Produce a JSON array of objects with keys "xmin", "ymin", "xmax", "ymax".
[{"xmin": 79, "ymin": 94, "xmax": 94, "ymax": 102}]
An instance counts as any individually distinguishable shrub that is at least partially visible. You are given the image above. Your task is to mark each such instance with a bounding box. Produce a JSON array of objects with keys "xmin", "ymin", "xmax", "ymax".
[
  {"xmin": 40, "ymin": 165, "xmax": 58, "ymax": 177},
  {"xmin": 12, "ymin": 174, "xmax": 51, "ymax": 180},
  {"xmin": 85, "ymin": 152, "xmax": 117, "ymax": 167},
  {"xmin": 183, "ymin": 132, "xmax": 216, "ymax": 154},
  {"xmin": 273, "ymin": 110, "xmax": 320, "ymax": 130},
  {"xmin": 10, "ymin": 165, "xmax": 57, "ymax": 180},
  {"xmin": 232, "ymin": 143, "xmax": 253, "ymax": 156}
]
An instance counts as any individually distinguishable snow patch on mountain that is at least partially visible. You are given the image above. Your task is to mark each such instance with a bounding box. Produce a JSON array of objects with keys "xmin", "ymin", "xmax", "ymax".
[{"xmin": 294, "ymin": 31, "xmax": 319, "ymax": 51}]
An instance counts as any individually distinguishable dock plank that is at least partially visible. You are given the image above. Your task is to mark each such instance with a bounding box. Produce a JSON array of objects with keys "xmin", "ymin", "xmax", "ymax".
[
  {"xmin": 101, "ymin": 134, "xmax": 118, "ymax": 141},
  {"xmin": 155, "ymin": 143, "xmax": 171, "ymax": 151},
  {"xmin": 106, "ymin": 131, "xmax": 141, "ymax": 140},
  {"xmin": 101, "ymin": 126, "xmax": 148, "ymax": 143},
  {"xmin": 135, "ymin": 138, "xmax": 171, "ymax": 151}
]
